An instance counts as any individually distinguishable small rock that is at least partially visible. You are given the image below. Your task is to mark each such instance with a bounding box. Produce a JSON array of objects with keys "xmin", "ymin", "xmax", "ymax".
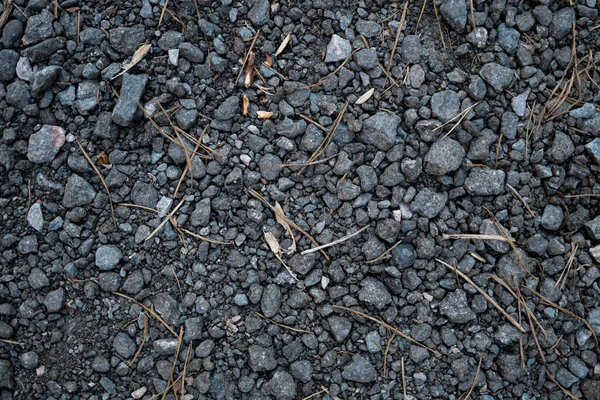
[
  {"xmin": 358, "ymin": 277, "xmax": 392, "ymax": 309},
  {"xmin": 44, "ymin": 288, "xmax": 65, "ymax": 313},
  {"xmin": 153, "ymin": 339, "xmax": 179, "ymax": 355},
  {"xmin": 267, "ymin": 371, "xmax": 296, "ymax": 400},
  {"xmin": 342, "ymin": 355, "xmax": 377, "ymax": 383},
  {"xmin": 585, "ymin": 216, "xmax": 600, "ymax": 240},
  {"xmin": 2, "ymin": 20, "xmax": 23, "ymax": 48},
  {"xmin": 325, "ymin": 34, "xmax": 352, "ymax": 63},
  {"xmin": 92, "ymin": 355, "xmax": 110, "ymax": 373},
  {"xmin": 424, "ymin": 138, "xmax": 465, "ymax": 175},
  {"xmin": 109, "ymin": 25, "xmax": 145, "ymax": 55},
  {"xmin": 27, "ymin": 125, "xmax": 66, "ymax": 164},
  {"xmin": 547, "ymin": 132, "xmax": 574, "ymax": 163},
  {"xmin": 361, "ymin": 112, "xmax": 400, "ymax": 150},
  {"xmin": 248, "ymin": 0, "xmax": 270, "ymax": 26},
  {"xmin": 392, "ymin": 244, "xmax": 416, "ymax": 268},
  {"xmin": 27, "ymin": 203, "xmax": 44, "ymax": 232},
  {"xmin": 584, "ymin": 138, "xmax": 600, "ymax": 165},
  {"xmin": 248, "ymin": 345, "xmax": 277, "ymax": 372},
  {"xmin": 112, "ymin": 74, "xmax": 149, "ymax": 126},
  {"xmin": 430, "ymin": 90, "xmax": 460, "ymax": 122},
  {"xmin": 356, "ymin": 19, "xmax": 382, "ymax": 38},
  {"xmin": 131, "ymin": 181, "xmax": 158, "ymax": 209},
  {"xmin": 31, "ymin": 66, "xmax": 61, "ymax": 97},
  {"xmin": 410, "ymin": 188, "xmax": 447, "ymax": 218},
  {"xmin": 541, "ymin": 204, "xmax": 564, "ymax": 231},
  {"xmin": 479, "ymin": 63, "xmax": 514, "ymax": 92},
  {"xmin": 113, "ymin": 332, "xmax": 136, "ymax": 358},
  {"xmin": 19, "ymin": 352, "xmax": 38, "ymax": 370},
  {"xmin": 550, "ymin": 7, "xmax": 575, "ymax": 40},
  {"xmin": 0, "ymin": 49, "xmax": 19, "ymax": 81},
  {"xmin": 22, "ymin": 9, "xmax": 54, "ymax": 45},
  {"xmin": 440, "ymin": 290, "xmax": 476, "ymax": 324},
  {"xmin": 214, "ymin": 96, "xmax": 239, "ymax": 120},
  {"xmin": 258, "ymin": 154, "xmax": 282, "ymax": 181},
  {"xmin": 95, "ymin": 245, "xmax": 123, "ymax": 271},
  {"xmin": 63, "ymin": 174, "xmax": 97, "ymax": 208},
  {"xmin": 261, "ymin": 284, "xmax": 281, "ymax": 318},
  {"xmin": 464, "ymin": 169, "xmax": 505, "ymax": 196},
  {"xmin": 497, "ymin": 24, "xmax": 520, "ymax": 54}
]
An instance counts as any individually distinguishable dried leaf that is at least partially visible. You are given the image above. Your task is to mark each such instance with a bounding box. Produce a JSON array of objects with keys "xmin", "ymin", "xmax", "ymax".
[
  {"xmin": 257, "ymin": 111, "xmax": 273, "ymax": 119},
  {"xmin": 264, "ymin": 54, "xmax": 273, "ymax": 67},
  {"xmin": 66, "ymin": 6, "xmax": 81, "ymax": 12},
  {"xmin": 96, "ymin": 151, "xmax": 111, "ymax": 167},
  {"xmin": 264, "ymin": 231, "xmax": 281, "ymax": 255},
  {"xmin": 274, "ymin": 202, "xmax": 296, "ymax": 254},
  {"xmin": 242, "ymin": 94, "xmax": 250, "ymax": 116},
  {"xmin": 275, "ymin": 33, "xmax": 291, "ymax": 56},
  {"xmin": 112, "ymin": 43, "xmax": 152, "ymax": 80},
  {"xmin": 355, "ymin": 88, "xmax": 375, "ymax": 105},
  {"xmin": 244, "ymin": 52, "xmax": 256, "ymax": 88}
]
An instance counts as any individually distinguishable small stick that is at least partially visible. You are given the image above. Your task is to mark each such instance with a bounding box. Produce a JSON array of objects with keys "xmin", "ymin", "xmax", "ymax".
[
  {"xmin": 158, "ymin": 0, "xmax": 169, "ymax": 27},
  {"xmin": 437, "ymin": 259, "xmax": 526, "ymax": 333},
  {"xmin": 299, "ymin": 114, "xmax": 329, "ymax": 132},
  {"xmin": 180, "ymin": 228, "xmax": 233, "ymax": 245},
  {"xmin": 546, "ymin": 371, "xmax": 579, "ymax": 400},
  {"xmin": 443, "ymin": 233, "xmax": 513, "ymax": 242},
  {"xmin": 366, "ymin": 238, "xmax": 404, "ymax": 264},
  {"xmin": 300, "ymin": 389, "xmax": 328, "ymax": 400},
  {"xmin": 494, "ymin": 133, "xmax": 503, "ymax": 168},
  {"xmin": 0, "ymin": 339, "xmax": 24, "ymax": 345},
  {"xmin": 432, "ymin": 1, "xmax": 447, "ymax": 50},
  {"xmin": 77, "ymin": 10, "xmax": 80, "ymax": 44},
  {"xmin": 301, "ymin": 225, "xmax": 368, "ymax": 255},
  {"xmin": 113, "ymin": 292, "xmax": 178, "ymax": 337},
  {"xmin": 180, "ymin": 342, "xmax": 193, "ymax": 399},
  {"xmin": 469, "ymin": 0, "xmax": 476, "ymax": 32},
  {"xmin": 192, "ymin": 0, "xmax": 200, "ymax": 20},
  {"xmin": 382, "ymin": 332, "xmax": 395, "ymax": 379},
  {"xmin": 415, "ymin": 0, "xmax": 427, "ymax": 33},
  {"xmin": 556, "ymin": 242, "xmax": 579, "ymax": 290},
  {"xmin": 25, "ymin": 179, "xmax": 32, "ymax": 224},
  {"xmin": 280, "ymin": 153, "xmax": 339, "ymax": 168},
  {"xmin": 506, "ymin": 184, "xmax": 536, "ymax": 217},
  {"xmin": 255, "ymin": 312, "xmax": 312, "ymax": 334},
  {"xmin": 145, "ymin": 198, "xmax": 185, "ymax": 241},
  {"xmin": 304, "ymin": 50, "xmax": 357, "ymax": 89},
  {"xmin": 129, "ymin": 312, "xmax": 149, "ymax": 367},
  {"xmin": 333, "ymin": 305, "xmax": 439, "ymax": 355},
  {"xmin": 75, "ymin": 138, "xmax": 116, "ymax": 227},
  {"xmin": 558, "ymin": 192, "xmax": 600, "ymax": 198}
]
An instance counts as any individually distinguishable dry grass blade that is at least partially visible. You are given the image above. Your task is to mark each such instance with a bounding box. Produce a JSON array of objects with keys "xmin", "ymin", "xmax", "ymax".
[
  {"xmin": 264, "ymin": 231, "xmax": 298, "ymax": 281},
  {"xmin": 300, "ymin": 388, "xmax": 328, "ymax": 400},
  {"xmin": 301, "ymin": 225, "xmax": 368, "ymax": 255},
  {"xmin": 158, "ymin": 0, "xmax": 169, "ymax": 27},
  {"xmin": 174, "ymin": 125, "xmax": 206, "ymax": 198},
  {"xmin": 236, "ymin": 29, "xmax": 261, "ymax": 84},
  {"xmin": 494, "ymin": 133, "xmax": 503, "ymax": 168},
  {"xmin": 129, "ymin": 312, "xmax": 149, "ymax": 367},
  {"xmin": 415, "ymin": 0, "xmax": 427, "ymax": 33},
  {"xmin": 0, "ymin": 339, "xmax": 24, "ymax": 345},
  {"xmin": 275, "ymin": 33, "xmax": 291, "ymax": 56},
  {"xmin": 469, "ymin": 0, "xmax": 476, "ymax": 32},
  {"xmin": 274, "ymin": 202, "xmax": 296, "ymax": 254},
  {"xmin": 546, "ymin": 370, "xmax": 579, "ymax": 400},
  {"xmin": 180, "ymin": 342, "xmax": 192, "ymax": 399},
  {"xmin": 443, "ymin": 233, "xmax": 513, "ymax": 242},
  {"xmin": 506, "ymin": 184, "xmax": 536, "ymax": 217},
  {"xmin": 145, "ymin": 198, "xmax": 185, "ymax": 241},
  {"xmin": 280, "ymin": 153, "xmax": 338, "ymax": 168},
  {"xmin": 249, "ymin": 189, "xmax": 331, "ymax": 262},
  {"xmin": 522, "ymin": 285, "xmax": 599, "ymax": 348},
  {"xmin": 385, "ymin": 1, "xmax": 409, "ymax": 86},
  {"xmin": 298, "ymin": 101, "xmax": 348, "ymax": 174},
  {"xmin": 180, "ymin": 228, "xmax": 233, "ymax": 245},
  {"xmin": 525, "ymin": 100, "xmax": 537, "ymax": 159},
  {"xmin": 161, "ymin": 327, "xmax": 183, "ymax": 400},
  {"xmin": 75, "ymin": 138, "xmax": 116, "ymax": 227},
  {"xmin": 255, "ymin": 312, "xmax": 312, "ymax": 334},
  {"xmin": 434, "ymin": 102, "xmax": 480, "ymax": 140},
  {"xmin": 333, "ymin": 305, "xmax": 439, "ymax": 355},
  {"xmin": 556, "ymin": 242, "xmax": 578, "ymax": 289},
  {"xmin": 558, "ymin": 192, "xmax": 600, "ymax": 198},
  {"xmin": 299, "ymin": 114, "xmax": 329, "ymax": 132},
  {"xmin": 355, "ymin": 88, "xmax": 375, "ymax": 105},
  {"xmin": 484, "ymin": 206, "xmax": 528, "ymax": 275},
  {"xmin": 437, "ymin": 259, "xmax": 526, "ymax": 333},
  {"xmin": 113, "ymin": 43, "xmax": 151, "ymax": 80},
  {"xmin": 112, "ymin": 292, "xmax": 178, "ymax": 337},
  {"xmin": 381, "ymin": 331, "xmax": 395, "ymax": 379},
  {"xmin": 458, "ymin": 356, "xmax": 482, "ymax": 400},
  {"xmin": 305, "ymin": 51, "xmax": 356, "ymax": 89},
  {"xmin": 367, "ymin": 238, "xmax": 403, "ymax": 264},
  {"xmin": 432, "ymin": 1, "xmax": 447, "ymax": 50}
]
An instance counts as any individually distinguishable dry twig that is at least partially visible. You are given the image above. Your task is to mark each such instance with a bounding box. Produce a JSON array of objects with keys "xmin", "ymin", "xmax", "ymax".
[
  {"xmin": 301, "ymin": 225, "xmax": 368, "ymax": 255},
  {"xmin": 255, "ymin": 312, "xmax": 311, "ymax": 334}
]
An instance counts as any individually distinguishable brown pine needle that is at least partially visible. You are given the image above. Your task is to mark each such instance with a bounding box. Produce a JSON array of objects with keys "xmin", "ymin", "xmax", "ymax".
[
  {"xmin": 458, "ymin": 356, "xmax": 482, "ymax": 400},
  {"xmin": 280, "ymin": 153, "xmax": 339, "ymax": 168},
  {"xmin": 401, "ymin": 356, "xmax": 407, "ymax": 399},
  {"xmin": 437, "ymin": 259, "xmax": 526, "ymax": 333},
  {"xmin": 385, "ymin": 1, "xmax": 409, "ymax": 86},
  {"xmin": 522, "ymin": 285, "xmax": 598, "ymax": 349},
  {"xmin": 129, "ymin": 312, "xmax": 149, "ymax": 367},
  {"xmin": 162, "ymin": 327, "xmax": 183, "ymax": 400},
  {"xmin": 0, "ymin": 339, "xmax": 24, "ymax": 345},
  {"xmin": 333, "ymin": 305, "xmax": 439, "ymax": 355},
  {"xmin": 556, "ymin": 242, "xmax": 579, "ymax": 289},
  {"xmin": 180, "ymin": 342, "xmax": 192, "ymax": 399},
  {"xmin": 435, "ymin": 102, "xmax": 480, "ymax": 140},
  {"xmin": 494, "ymin": 133, "xmax": 503, "ymax": 168},
  {"xmin": 415, "ymin": 0, "xmax": 427, "ymax": 33},
  {"xmin": 558, "ymin": 192, "xmax": 600, "ymax": 198},
  {"xmin": 298, "ymin": 101, "xmax": 348, "ymax": 173},
  {"xmin": 546, "ymin": 370, "xmax": 579, "ymax": 400},
  {"xmin": 469, "ymin": 0, "xmax": 476, "ymax": 32},
  {"xmin": 145, "ymin": 198, "xmax": 185, "ymax": 241},
  {"xmin": 484, "ymin": 206, "xmax": 528, "ymax": 275},
  {"xmin": 75, "ymin": 137, "xmax": 116, "ymax": 227},
  {"xmin": 366, "ymin": 238, "xmax": 404, "ymax": 264},
  {"xmin": 382, "ymin": 332, "xmax": 395, "ymax": 379},
  {"xmin": 180, "ymin": 229, "xmax": 233, "ymax": 245},
  {"xmin": 158, "ymin": 0, "xmax": 169, "ymax": 27},
  {"xmin": 299, "ymin": 114, "xmax": 329, "ymax": 131},
  {"xmin": 112, "ymin": 292, "xmax": 178, "ymax": 337},
  {"xmin": 236, "ymin": 29, "xmax": 261, "ymax": 85},
  {"xmin": 442, "ymin": 233, "xmax": 513, "ymax": 242},
  {"xmin": 300, "ymin": 388, "xmax": 328, "ymax": 400},
  {"xmin": 255, "ymin": 312, "xmax": 312, "ymax": 334},
  {"xmin": 305, "ymin": 51, "xmax": 356, "ymax": 89},
  {"xmin": 432, "ymin": 1, "xmax": 447, "ymax": 50},
  {"xmin": 506, "ymin": 184, "xmax": 536, "ymax": 217},
  {"xmin": 301, "ymin": 225, "xmax": 368, "ymax": 255},
  {"xmin": 249, "ymin": 189, "xmax": 330, "ymax": 262}
]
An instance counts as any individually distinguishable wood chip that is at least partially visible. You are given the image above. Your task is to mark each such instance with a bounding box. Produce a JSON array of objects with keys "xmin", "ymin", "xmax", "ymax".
[
  {"xmin": 256, "ymin": 110, "xmax": 273, "ymax": 119},
  {"xmin": 242, "ymin": 94, "xmax": 250, "ymax": 116},
  {"xmin": 275, "ymin": 33, "xmax": 292, "ymax": 56},
  {"xmin": 355, "ymin": 88, "xmax": 375, "ymax": 105}
]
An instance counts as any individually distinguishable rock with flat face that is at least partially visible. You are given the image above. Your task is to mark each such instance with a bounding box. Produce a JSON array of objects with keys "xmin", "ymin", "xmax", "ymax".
[
  {"xmin": 361, "ymin": 112, "xmax": 400, "ymax": 150},
  {"xmin": 325, "ymin": 34, "xmax": 351, "ymax": 63},
  {"xmin": 27, "ymin": 125, "xmax": 66, "ymax": 164}
]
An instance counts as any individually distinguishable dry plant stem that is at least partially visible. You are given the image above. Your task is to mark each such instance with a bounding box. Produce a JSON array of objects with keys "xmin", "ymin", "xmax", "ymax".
[
  {"xmin": 112, "ymin": 292, "xmax": 178, "ymax": 337},
  {"xmin": 437, "ymin": 259, "xmax": 526, "ymax": 332},
  {"xmin": 25, "ymin": 179, "xmax": 31, "ymax": 223},
  {"xmin": 522, "ymin": 285, "xmax": 598, "ymax": 348},
  {"xmin": 158, "ymin": 0, "xmax": 169, "ymax": 27},
  {"xmin": 442, "ymin": 233, "xmax": 513, "ymax": 242},
  {"xmin": 381, "ymin": 331, "xmax": 395, "ymax": 378},
  {"xmin": 180, "ymin": 229, "xmax": 232, "ymax": 245},
  {"xmin": 546, "ymin": 371, "xmax": 579, "ymax": 400},
  {"xmin": 494, "ymin": 133, "xmax": 503, "ymax": 168},
  {"xmin": 301, "ymin": 225, "xmax": 368, "ymax": 255},
  {"xmin": 385, "ymin": 1, "xmax": 409, "ymax": 86},
  {"xmin": 161, "ymin": 327, "xmax": 183, "ymax": 400},
  {"xmin": 255, "ymin": 312, "xmax": 312, "ymax": 334},
  {"xmin": 506, "ymin": 184, "xmax": 536, "ymax": 217},
  {"xmin": 415, "ymin": 0, "xmax": 427, "ymax": 33},
  {"xmin": 401, "ymin": 356, "xmax": 407, "ymax": 400},
  {"xmin": 280, "ymin": 153, "xmax": 338, "ymax": 168},
  {"xmin": 525, "ymin": 100, "xmax": 537, "ymax": 159},
  {"xmin": 236, "ymin": 30, "xmax": 260, "ymax": 84},
  {"xmin": 298, "ymin": 101, "xmax": 349, "ymax": 173},
  {"xmin": 180, "ymin": 342, "xmax": 192, "ymax": 399},
  {"xmin": 525, "ymin": 299, "xmax": 547, "ymax": 364},
  {"xmin": 174, "ymin": 125, "xmax": 207, "ymax": 197},
  {"xmin": 469, "ymin": 0, "xmax": 476, "ymax": 32},
  {"xmin": 145, "ymin": 198, "xmax": 185, "ymax": 241},
  {"xmin": 249, "ymin": 189, "xmax": 330, "ymax": 261},
  {"xmin": 432, "ymin": 1, "xmax": 447, "ymax": 50},
  {"xmin": 305, "ymin": 51, "xmax": 356, "ymax": 89},
  {"xmin": 129, "ymin": 312, "xmax": 149, "ymax": 367},
  {"xmin": 367, "ymin": 238, "xmax": 404, "ymax": 264},
  {"xmin": 458, "ymin": 356, "xmax": 482, "ymax": 400},
  {"xmin": 300, "ymin": 389, "xmax": 328, "ymax": 400},
  {"xmin": 0, "ymin": 339, "xmax": 24, "ymax": 345},
  {"xmin": 484, "ymin": 206, "xmax": 528, "ymax": 274},
  {"xmin": 75, "ymin": 138, "xmax": 116, "ymax": 227},
  {"xmin": 333, "ymin": 305, "xmax": 439, "ymax": 355},
  {"xmin": 299, "ymin": 114, "xmax": 329, "ymax": 131},
  {"xmin": 192, "ymin": 0, "xmax": 200, "ymax": 19},
  {"xmin": 558, "ymin": 192, "xmax": 600, "ymax": 198},
  {"xmin": 437, "ymin": 103, "xmax": 480, "ymax": 140}
]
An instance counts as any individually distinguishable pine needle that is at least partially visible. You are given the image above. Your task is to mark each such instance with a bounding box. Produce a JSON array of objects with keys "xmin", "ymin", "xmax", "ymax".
[
  {"xmin": 366, "ymin": 238, "xmax": 404, "ymax": 264},
  {"xmin": 442, "ymin": 233, "xmax": 513, "ymax": 242},
  {"xmin": 385, "ymin": 1, "xmax": 409, "ymax": 86},
  {"xmin": 255, "ymin": 312, "xmax": 312, "ymax": 334},
  {"xmin": 129, "ymin": 312, "xmax": 149, "ymax": 367},
  {"xmin": 0, "ymin": 339, "xmax": 24, "ymax": 345},
  {"xmin": 236, "ymin": 29, "xmax": 261, "ymax": 85},
  {"xmin": 458, "ymin": 356, "xmax": 482, "ymax": 400},
  {"xmin": 546, "ymin": 370, "xmax": 579, "ymax": 400},
  {"xmin": 506, "ymin": 184, "xmax": 536, "ymax": 217},
  {"xmin": 180, "ymin": 229, "xmax": 233, "ymax": 245},
  {"xmin": 301, "ymin": 225, "xmax": 368, "ymax": 255},
  {"xmin": 145, "ymin": 198, "xmax": 185, "ymax": 242},
  {"xmin": 112, "ymin": 292, "xmax": 178, "ymax": 337}
]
